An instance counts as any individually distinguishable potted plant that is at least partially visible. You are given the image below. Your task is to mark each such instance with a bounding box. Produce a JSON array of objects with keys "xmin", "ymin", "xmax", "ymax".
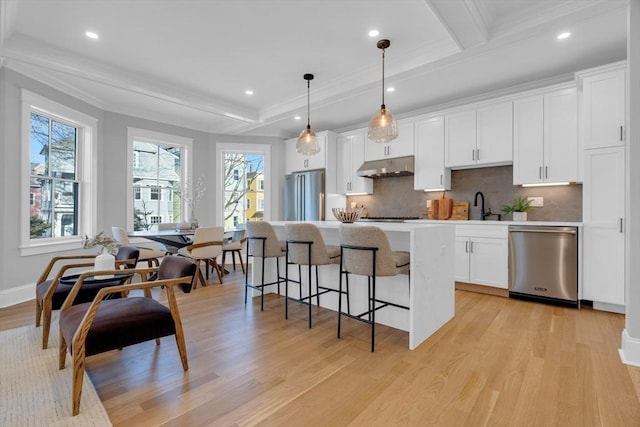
[{"xmin": 501, "ymin": 196, "xmax": 533, "ymax": 221}]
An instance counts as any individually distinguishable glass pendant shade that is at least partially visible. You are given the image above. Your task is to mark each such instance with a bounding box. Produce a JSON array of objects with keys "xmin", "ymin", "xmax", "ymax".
[
  {"xmin": 368, "ymin": 105, "xmax": 398, "ymax": 143},
  {"xmin": 296, "ymin": 126, "xmax": 320, "ymax": 155},
  {"xmin": 368, "ymin": 39, "xmax": 398, "ymax": 144}
]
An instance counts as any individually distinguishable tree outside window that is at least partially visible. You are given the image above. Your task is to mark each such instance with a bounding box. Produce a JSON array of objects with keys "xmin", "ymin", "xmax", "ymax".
[{"xmin": 223, "ymin": 153, "xmax": 264, "ymax": 229}]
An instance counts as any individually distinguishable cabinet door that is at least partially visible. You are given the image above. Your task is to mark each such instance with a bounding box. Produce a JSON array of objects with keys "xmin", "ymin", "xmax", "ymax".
[
  {"xmin": 387, "ymin": 119, "xmax": 415, "ymax": 158},
  {"xmin": 454, "ymin": 237, "xmax": 470, "ymax": 282},
  {"xmin": 364, "ymin": 119, "xmax": 414, "ymax": 161},
  {"xmin": 513, "ymin": 95, "xmax": 544, "ymax": 185},
  {"xmin": 341, "ymin": 129, "xmax": 372, "ymax": 194},
  {"xmin": 544, "ymin": 87, "xmax": 578, "ymax": 183},
  {"xmin": 285, "ymin": 138, "xmax": 299, "ymax": 175},
  {"xmin": 581, "ymin": 68, "xmax": 626, "ymax": 149},
  {"xmin": 445, "ymin": 109, "xmax": 476, "ymax": 167},
  {"xmin": 338, "ymin": 133, "xmax": 352, "ymax": 194},
  {"xmin": 414, "ymin": 116, "xmax": 450, "ymax": 190},
  {"xmin": 468, "ymin": 237, "xmax": 509, "ymax": 288},
  {"xmin": 305, "ymin": 132, "xmax": 327, "ymax": 170},
  {"xmin": 582, "ymin": 147, "xmax": 625, "ymax": 304},
  {"xmin": 476, "ymin": 101, "xmax": 513, "ymax": 166}
]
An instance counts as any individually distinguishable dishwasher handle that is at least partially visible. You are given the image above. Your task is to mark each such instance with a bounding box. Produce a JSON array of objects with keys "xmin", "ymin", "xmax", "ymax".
[{"xmin": 509, "ymin": 226, "xmax": 577, "ymax": 235}]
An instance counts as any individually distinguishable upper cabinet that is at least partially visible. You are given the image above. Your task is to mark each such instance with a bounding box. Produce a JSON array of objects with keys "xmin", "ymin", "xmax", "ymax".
[
  {"xmin": 445, "ymin": 101, "xmax": 513, "ymax": 168},
  {"xmin": 414, "ymin": 115, "xmax": 450, "ymax": 191},
  {"xmin": 338, "ymin": 129, "xmax": 373, "ymax": 195},
  {"xmin": 578, "ymin": 65, "xmax": 626, "ymax": 150},
  {"xmin": 285, "ymin": 130, "xmax": 338, "ymax": 192},
  {"xmin": 513, "ymin": 86, "xmax": 578, "ymax": 185},
  {"xmin": 364, "ymin": 118, "xmax": 415, "ymax": 161}
]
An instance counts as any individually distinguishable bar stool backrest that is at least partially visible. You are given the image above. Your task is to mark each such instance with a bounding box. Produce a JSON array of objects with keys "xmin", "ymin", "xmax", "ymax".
[
  {"xmin": 339, "ymin": 225, "xmax": 398, "ymax": 277},
  {"xmin": 285, "ymin": 223, "xmax": 333, "ymax": 266},
  {"xmin": 246, "ymin": 221, "xmax": 284, "ymax": 258}
]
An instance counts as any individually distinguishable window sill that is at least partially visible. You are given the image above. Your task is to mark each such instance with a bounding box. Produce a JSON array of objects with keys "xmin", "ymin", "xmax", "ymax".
[{"xmin": 20, "ymin": 238, "xmax": 86, "ymax": 257}]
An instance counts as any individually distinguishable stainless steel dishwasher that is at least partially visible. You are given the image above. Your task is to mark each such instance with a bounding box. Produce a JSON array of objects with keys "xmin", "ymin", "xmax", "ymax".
[{"xmin": 508, "ymin": 226, "xmax": 578, "ymax": 306}]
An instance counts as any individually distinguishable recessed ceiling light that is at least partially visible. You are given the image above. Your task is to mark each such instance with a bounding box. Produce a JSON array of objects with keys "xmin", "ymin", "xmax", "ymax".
[
  {"xmin": 368, "ymin": 30, "xmax": 379, "ymax": 37},
  {"xmin": 557, "ymin": 32, "xmax": 571, "ymax": 40},
  {"xmin": 85, "ymin": 31, "xmax": 99, "ymax": 39},
  {"xmin": 294, "ymin": 116, "xmax": 301, "ymax": 120},
  {"xmin": 245, "ymin": 90, "xmax": 254, "ymax": 95},
  {"xmin": 387, "ymin": 87, "xmax": 395, "ymax": 92}
]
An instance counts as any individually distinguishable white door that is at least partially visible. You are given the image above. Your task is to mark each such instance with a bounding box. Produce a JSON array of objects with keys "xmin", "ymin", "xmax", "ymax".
[
  {"xmin": 445, "ymin": 109, "xmax": 476, "ymax": 167},
  {"xmin": 513, "ymin": 95, "xmax": 544, "ymax": 185},
  {"xmin": 468, "ymin": 238, "xmax": 509, "ymax": 288},
  {"xmin": 414, "ymin": 115, "xmax": 449, "ymax": 190},
  {"xmin": 544, "ymin": 88, "xmax": 578, "ymax": 183},
  {"xmin": 475, "ymin": 101, "xmax": 513, "ymax": 166}
]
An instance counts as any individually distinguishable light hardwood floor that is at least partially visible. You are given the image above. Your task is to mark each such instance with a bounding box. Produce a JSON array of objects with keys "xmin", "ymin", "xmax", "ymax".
[{"xmin": 3, "ymin": 267, "xmax": 640, "ymax": 426}]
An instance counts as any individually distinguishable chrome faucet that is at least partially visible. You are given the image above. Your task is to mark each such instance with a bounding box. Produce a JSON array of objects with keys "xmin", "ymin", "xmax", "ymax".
[{"xmin": 474, "ymin": 191, "xmax": 492, "ymax": 220}]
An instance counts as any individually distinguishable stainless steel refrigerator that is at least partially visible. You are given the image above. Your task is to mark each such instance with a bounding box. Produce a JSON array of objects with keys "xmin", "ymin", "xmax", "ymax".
[{"xmin": 284, "ymin": 170, "xmax": 325, "ymax": 221}]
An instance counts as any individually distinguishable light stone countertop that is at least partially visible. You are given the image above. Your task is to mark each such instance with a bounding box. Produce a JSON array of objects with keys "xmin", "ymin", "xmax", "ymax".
[{"xmin": 404, "ymin": 219, "xmax": 583, "ymax": 227}]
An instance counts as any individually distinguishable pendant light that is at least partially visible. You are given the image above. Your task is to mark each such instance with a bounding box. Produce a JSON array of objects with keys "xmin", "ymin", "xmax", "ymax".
[
  {"xmin": 296, "ymin": 73, "xmax": 320, "ymax": 156},
  {"xmin": 367, "ymin": 39, "xmax": 398, "ymax": 144}
]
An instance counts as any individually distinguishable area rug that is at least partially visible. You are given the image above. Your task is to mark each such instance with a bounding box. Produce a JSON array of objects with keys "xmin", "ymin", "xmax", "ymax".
[{"xmin": 0, "ymin": 319, "xmax": 112, "ymax": 426}]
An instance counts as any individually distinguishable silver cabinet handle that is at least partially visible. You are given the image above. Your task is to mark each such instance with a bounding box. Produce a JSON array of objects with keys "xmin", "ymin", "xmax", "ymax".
[
  {"xmin": 465, "ymin": 241, "xmax": 468, "ymax": 253},
  {"xmin": 620, "ymin": 125, "xmax": 624, "ymax": 141},
  {"xmin": 620, "ymin": 218, "xmax": 624, "ymax": 233},
  {"xmin": 545, "ymin": 166, "xmax": 548, "ymax": 179},
  {"xmin": 472, "ymin": 149, "xmax": 475, "ymax": 161},
  {"xmin": 539, "ymin": 166, "xmax": 542, "ymax": 179},
  {"xmin": 440, "ymin": 174, "xmax": 443, "ymax": 185},
  {"xmin": 476, "ymin": 149, "xmax": 480, "ymax": 161},
  {"xmin": 470, "ymin": 241, "xmax": 474, "ymax": 253}
]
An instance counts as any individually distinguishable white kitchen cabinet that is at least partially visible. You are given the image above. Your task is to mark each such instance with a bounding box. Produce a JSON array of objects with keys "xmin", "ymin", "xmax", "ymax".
[
  {"xmin": 285, "ymin": 130, "xmax": 338, "ymax": 192},
  {"xmin": 339, "ymin": 129, "xmax": 373, "ymax": 195},
  {"xmin": 582, "ymin": 146, "xmax": 625, "ymax": 306},
  {"xmin": 579, "ymin": 66, "xmax": 626, "ymax": 150},
  {"xmin": 513, "ymin": 87, "xmax": 578, "ymax": 185},
  {"xmin": 413, "ymin": 115, "xmax": 450, "ymax": 191},
  {"xmin": 445, "ymin": 108, "xmax": 476, "ymax": 167},
  {"xmin": 455, "ymin": 225, "xmax": 508, "ymax": 289},
  {"xmin": 445, "ymin": 101, "xmax": 513, "ymax": 168},
  {"xmin": 364, "ymin": 118, "xmax": 415, "ymax": 161}
]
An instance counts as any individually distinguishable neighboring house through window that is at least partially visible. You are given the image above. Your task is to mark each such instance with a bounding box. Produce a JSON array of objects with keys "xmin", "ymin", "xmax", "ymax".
[
  {"xmin": 22, "ymin": 90, "xmax": 97, "ymax": 255},
  {"xmin": 127, "ymin": 127, "xmax": 193, "ymax": 231}
]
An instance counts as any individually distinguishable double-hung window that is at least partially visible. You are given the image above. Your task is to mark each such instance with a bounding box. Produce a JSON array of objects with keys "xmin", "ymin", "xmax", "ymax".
[
  {"xmin": 21, "ymin": 90, "xmax": 97, "ymax": 255},
  {"xmin": 127, "ymin": 128, "xmax": 192, "ymax": 231}
]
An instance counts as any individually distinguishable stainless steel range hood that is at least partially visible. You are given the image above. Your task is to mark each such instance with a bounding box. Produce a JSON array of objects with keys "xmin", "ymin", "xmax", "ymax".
[{"xmin": 356, "ymin": 155, "xmax": 414, "ymax": 178}]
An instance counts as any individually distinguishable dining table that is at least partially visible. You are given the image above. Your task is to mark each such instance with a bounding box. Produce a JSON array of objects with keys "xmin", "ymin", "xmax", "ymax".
[{"xmin": 127, "ymin": 229, "xmax": 195, "ymax": 250}]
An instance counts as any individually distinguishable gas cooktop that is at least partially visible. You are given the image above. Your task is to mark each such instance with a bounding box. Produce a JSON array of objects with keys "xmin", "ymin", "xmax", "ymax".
[{"xmin": 359, "ymin": 216, "xmax": 422, "ymax": 223}]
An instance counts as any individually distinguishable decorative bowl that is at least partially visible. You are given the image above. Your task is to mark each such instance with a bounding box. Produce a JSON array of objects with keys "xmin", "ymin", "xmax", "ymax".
[{"xmin": 332, "ymin": 207, "xmax": 364, "ymax": 223}]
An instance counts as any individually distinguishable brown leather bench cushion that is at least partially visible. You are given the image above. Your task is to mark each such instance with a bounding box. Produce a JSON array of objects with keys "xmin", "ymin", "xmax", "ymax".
[{"xmin": 59, "ymin": 297, "xmax": 176, "ymax": 357}]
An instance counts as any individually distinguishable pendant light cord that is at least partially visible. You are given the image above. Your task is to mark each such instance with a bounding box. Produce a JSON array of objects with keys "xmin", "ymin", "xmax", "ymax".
[
  {"xmin": 307, "ymin": 79, "xmax": 311, "ymax": 129},
  {"xmin": 381, "ymin": 47, "xmax": 386, "ymax": 108}
]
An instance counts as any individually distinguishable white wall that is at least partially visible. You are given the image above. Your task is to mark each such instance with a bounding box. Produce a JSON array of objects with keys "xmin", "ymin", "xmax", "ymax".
[{"xmin": 0, "ymin": 68, "xmax": 285, "ymax": 307}]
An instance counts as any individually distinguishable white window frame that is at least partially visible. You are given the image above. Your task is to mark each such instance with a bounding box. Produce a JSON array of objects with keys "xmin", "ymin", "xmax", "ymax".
[
  {"xmin": 126, "ymin": 127, "xmax": 193, "ymax": 231},
  {"xmin": 215, "ymin": 143, "xmax": 272, "ymax": 226},
  {"xmin": 20, "ymin": 90, "xmax": 98, "ymax": 256}
]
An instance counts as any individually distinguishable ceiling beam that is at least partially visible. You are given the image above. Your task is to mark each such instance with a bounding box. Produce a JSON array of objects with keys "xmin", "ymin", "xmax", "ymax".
[{"xmin": 425, "ymin": 0, "xmax": 489, "ymax": 50}]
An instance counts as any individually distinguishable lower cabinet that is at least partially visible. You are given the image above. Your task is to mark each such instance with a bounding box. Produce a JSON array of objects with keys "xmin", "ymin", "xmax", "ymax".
[{"xmin": 455, "ymin": 226, "xmax": 508, "ymax": 289}]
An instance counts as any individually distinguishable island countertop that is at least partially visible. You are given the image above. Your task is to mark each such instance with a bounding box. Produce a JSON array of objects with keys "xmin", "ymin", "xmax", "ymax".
[{"xmin": 255, "ymin": 220, "xmax": 456, "ymax": 349}]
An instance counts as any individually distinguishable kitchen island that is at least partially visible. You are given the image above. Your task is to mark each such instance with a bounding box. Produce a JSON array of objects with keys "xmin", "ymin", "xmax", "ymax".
[{"xmin": 250, "ymin": 221, "xmax": 455, "ymax": 350}]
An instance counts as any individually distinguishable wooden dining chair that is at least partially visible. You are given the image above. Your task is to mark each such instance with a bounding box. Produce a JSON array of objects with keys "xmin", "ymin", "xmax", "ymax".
[
  {"xmin": 177, "ymin": 226, "xmax": 224, "ymax": 288},
  {"xmin": 35, "ymin": 245, "xmax": 140, "ymax": 349},
  {"xmin": 58, "ymin": 255, "xmax": 197, "ymax": 416}
]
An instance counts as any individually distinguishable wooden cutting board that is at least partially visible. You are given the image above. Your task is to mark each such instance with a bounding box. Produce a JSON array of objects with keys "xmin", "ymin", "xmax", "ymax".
[
  {"xmin": 438, "ymin": 195, "xmax": 453, "ymax": 220},
  {"xmin": 422, "ymin": 201, "xmax": 469, "ymax": 220}
]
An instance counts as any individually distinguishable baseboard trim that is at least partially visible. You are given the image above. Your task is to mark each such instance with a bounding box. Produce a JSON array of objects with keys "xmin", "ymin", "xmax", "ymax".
[
  {"xmin": 455, "ymin": 282, "xmax": 509, "ymax": 298},
  {"xmin": 0, "ymin": 283, "xmax": 35, "ymax": 308},
  {"xmin": 620, "ymin": 329, "xmax": 640, "ymax": 367},
  {"xmin": 593, "ymin": 301, "xmax": 625, "ymax": 314}
]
